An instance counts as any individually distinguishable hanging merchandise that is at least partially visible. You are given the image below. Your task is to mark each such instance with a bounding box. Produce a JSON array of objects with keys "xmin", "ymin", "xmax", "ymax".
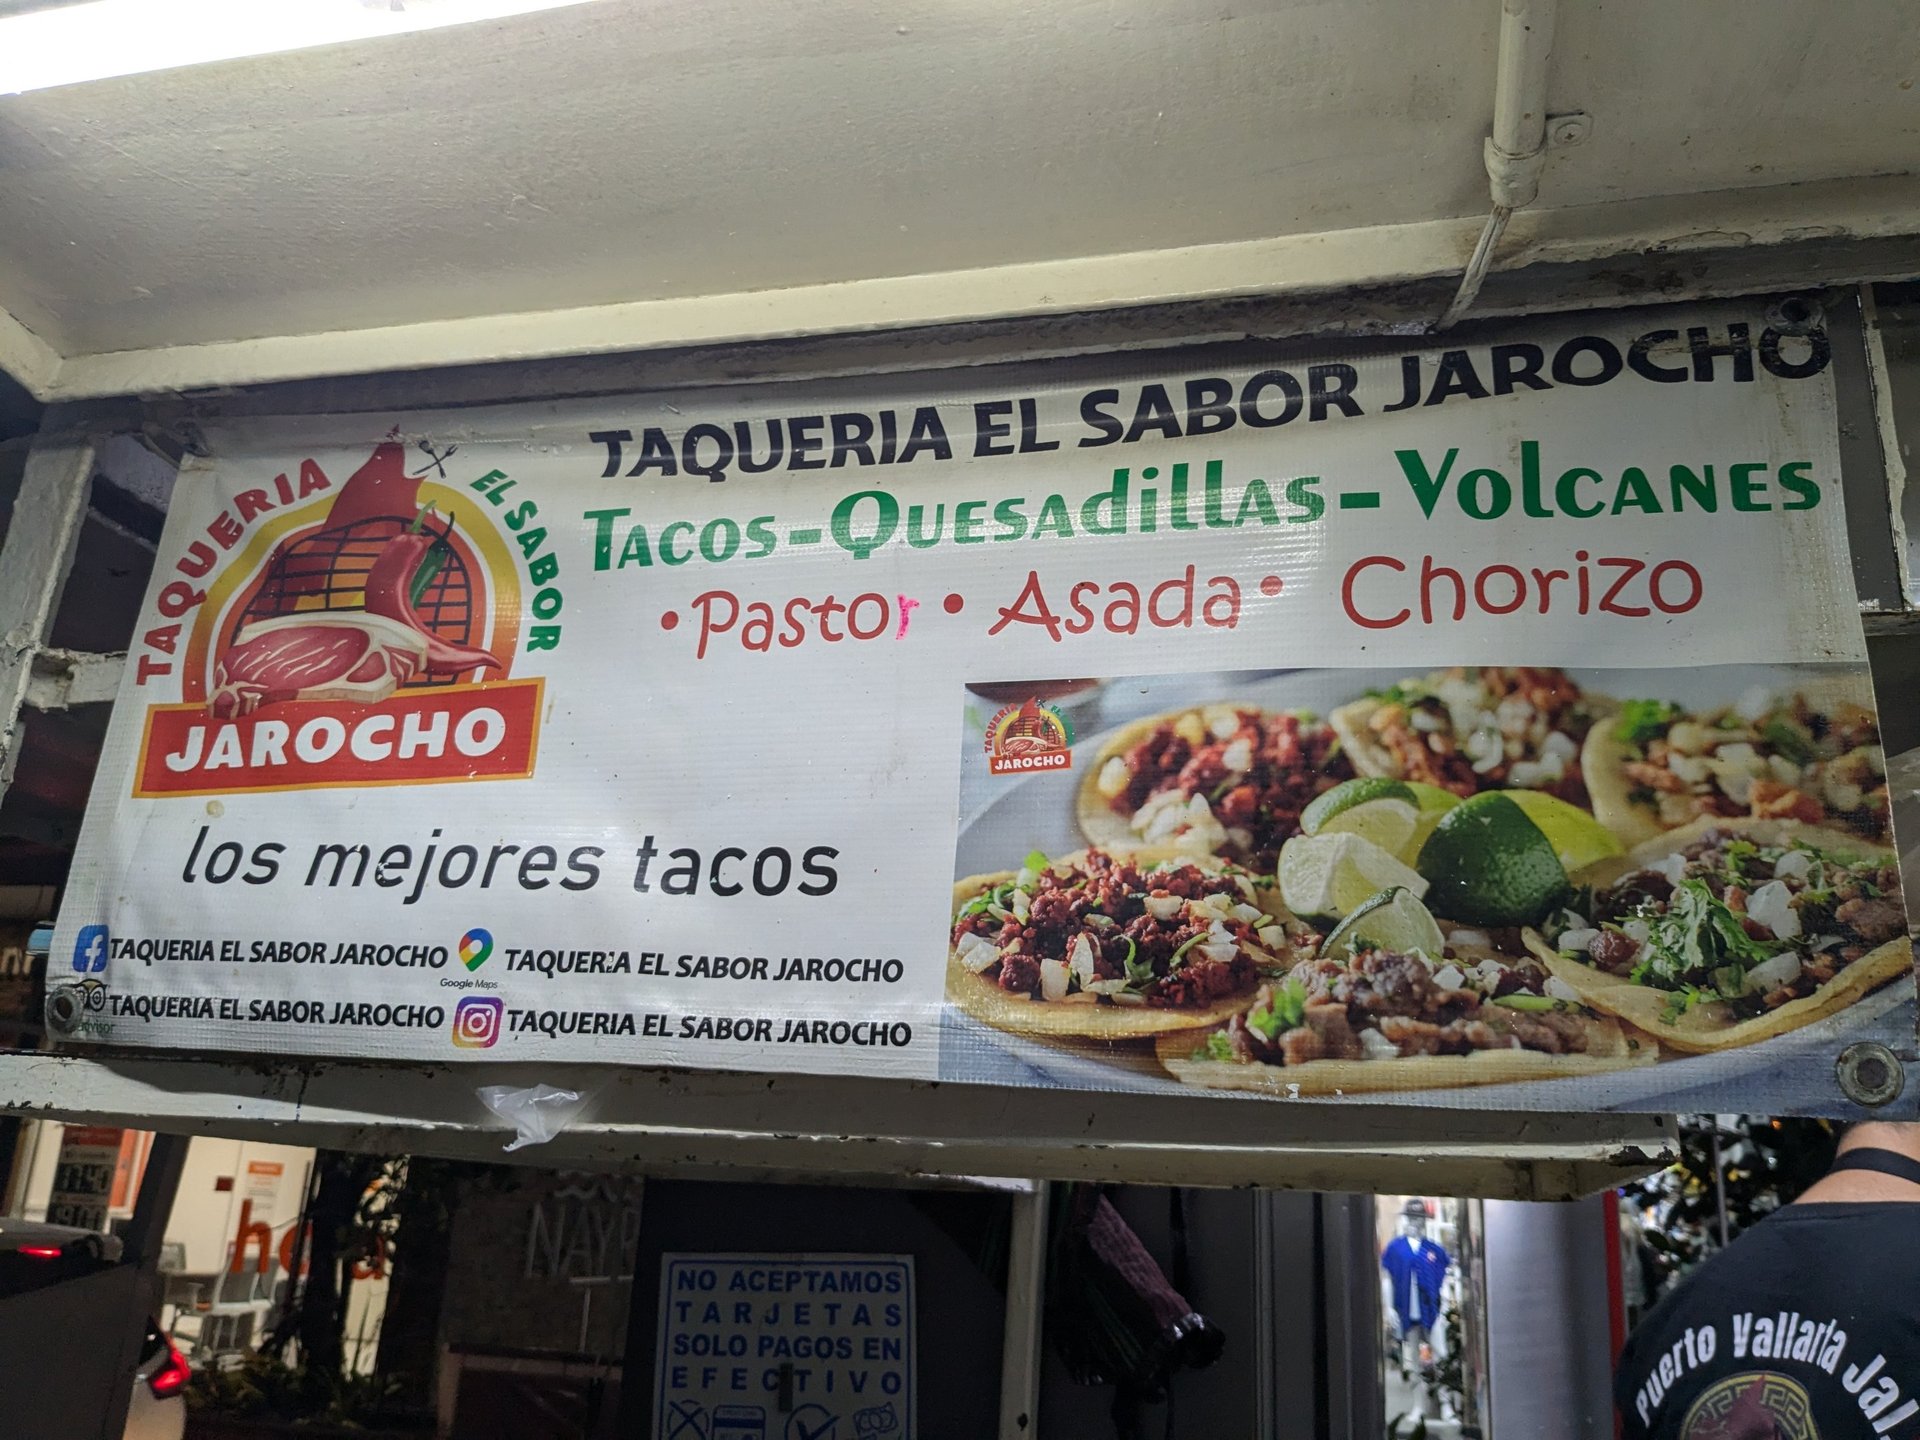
[{"xmin": 50, "ymin": 304, "xmax": 1914, "ymax": 1118}]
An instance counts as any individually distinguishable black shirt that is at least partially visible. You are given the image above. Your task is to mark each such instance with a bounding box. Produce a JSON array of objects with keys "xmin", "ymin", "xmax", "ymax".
[{"xmin": 1617, "ymin": 1202, "xmax": 1920, "ymax": 1439}]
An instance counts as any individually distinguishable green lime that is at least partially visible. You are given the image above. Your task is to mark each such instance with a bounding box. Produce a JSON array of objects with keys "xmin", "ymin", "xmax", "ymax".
[
  {"xmin": 1278, "ymin": 833, "xmax": 1430, "ymax": 919},
  {"xmin": 1323, "ymin": 886, "xmax": 1447, "ymax": 962},
  {"xmin": 1301, "ymin": 777, "xmax": 1415, "ymax": 835},
  {"xmin": 1403, "ymin": 782, "xmax": 1464, "ymax": 856},
  {"xmin": 1415, "ymin": 792, "xmax": 1568, "ymax": 926},
  {"xmin": 1498, "ymin": 790, "xmax": 1624, "ymax": 873}
]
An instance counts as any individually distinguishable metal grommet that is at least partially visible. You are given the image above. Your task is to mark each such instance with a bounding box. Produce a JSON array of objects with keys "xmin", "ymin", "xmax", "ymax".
[
  {"xmin": 1836, "ymin": 1041, "xmax": 1905, "ymax": 1108},
  {"xmin": 1765, "ymin": 295, "xmax": 1824, "ymax": 334}
]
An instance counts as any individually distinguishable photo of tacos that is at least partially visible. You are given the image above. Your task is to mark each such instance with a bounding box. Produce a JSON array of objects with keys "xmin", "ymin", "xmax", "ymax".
[
  {"xmin": 1156, "ymin": 887, "xmax": 1653, "ymax": 1095},
  {"xmin": 948, "ymin": 847, "xmax": 1303, "ymax": 1039},
  {"xmin": 1525, "ymin": 818, "xmax": 1910, "ymax": 1053},
  {"xmin": 1581, "ymin": 682, "xmax": 1888, "ymax": 848},
  {"xmin": 950, "ymin": 664, "xmax": 1914, "ymax": 1112},
  {"xmin": 1077, "ymin": 705, "xmax": 1352, "ymax": 869},
  {"xmin": 1331, "ymin": 666, "xmax": 1612, "ymax": 806}
]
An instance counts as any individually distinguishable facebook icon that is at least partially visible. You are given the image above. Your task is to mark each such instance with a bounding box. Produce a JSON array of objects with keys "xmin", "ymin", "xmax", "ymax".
[{"xmin": 72, "ymin": 925, "xmax": 108, "ymax": 974}]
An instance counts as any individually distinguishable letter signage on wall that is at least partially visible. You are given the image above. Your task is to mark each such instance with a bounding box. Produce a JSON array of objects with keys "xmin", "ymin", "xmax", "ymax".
[{"xmin": 53, "ymin": 304, "xmax": 1914, "ymax": 1116}]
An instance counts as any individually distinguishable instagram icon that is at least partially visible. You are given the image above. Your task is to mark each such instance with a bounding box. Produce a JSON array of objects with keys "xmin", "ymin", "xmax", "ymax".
[{"xmin": 451, "ymin": 996, "xmax": 504, "ymax": 1049}]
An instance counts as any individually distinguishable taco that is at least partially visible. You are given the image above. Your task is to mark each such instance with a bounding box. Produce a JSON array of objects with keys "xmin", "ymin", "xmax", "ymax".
[
  {"xmin": 1524, "ymin": 817, "xmax": 1910, "ymax": 1053},
  {"xmin": 1581, "ymin": 680, "xmax": 1888, "ymax": 849},
  {"xmin": 1330, "ymin": 666, "xmax": 1612, "ymax": 806},
  {"xmin": 1157, "ymin": 927, "xmax": 1652, "ymax": 1096},
  {"xmin": 1078, "ymin": 706, "xmax": 1352, "ymax": 870},
  {"xmin": 948, "ymin": 847, "xmax": 1305, "ymax": 1039}
]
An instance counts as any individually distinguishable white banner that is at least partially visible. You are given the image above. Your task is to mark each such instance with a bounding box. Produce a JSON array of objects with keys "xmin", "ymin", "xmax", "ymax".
[{"xmin": 53, "ymin": 304, "xmax": 1914, "ymax": 1115}]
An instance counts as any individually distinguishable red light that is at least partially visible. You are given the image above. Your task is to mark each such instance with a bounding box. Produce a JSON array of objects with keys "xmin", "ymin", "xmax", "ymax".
[
  {"xmin": 149, "ymin": 1341, "xmax": 190, "ymax": 1399},
  {"xmin": 18, "ymin": 1245, "xmax": 62, "ymax": 1259}
]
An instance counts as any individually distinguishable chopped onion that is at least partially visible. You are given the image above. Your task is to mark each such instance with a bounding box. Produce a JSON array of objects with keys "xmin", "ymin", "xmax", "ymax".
[
  {"xmin": 1204, "ymin": 706, "xmax": 1241, "ymax": 740},
  {"xmin": 1495, "ymin": 695, "xmax": 1535, "ymax": 738},
  {"xmin": 1087, "ymin": 978, "xmax": 1130, "ymax": 995},
  {"xmin": 1543, "ymin": 730, "xmax": 1578, "ymax": 761},
  {"xmin": 956, "ymin": 932, "xmax": 1000, "ymax": 973},
  {"xmin": 1232, "ymin": 902, "xmax": 1265, "ymax": 924},
  {"xmin": 1011, "ymin": 889, "xmax": 1032, "ymax": 923},
  {"xmin": 1811, "ymin": 933, "xmax": 1846, "ymax": 953},
  {"xmin": 1221, "ymin": 737, "xmax": 1254, "ymax": 775},
  {"xmin": 1096, "ymin": 755, "xmax": 1131, "ymax": 799},
  {"xmin": 1145, "ymin": 892, "xmax": 1184, "ymax": 921},
  {"xmin": 1668, "ymin": 754, "xmax": 1712, "ymax": 785},
  {"xmin": 1558, "ymin": 927, "xmax": 1599, "ymax": 953},
  {"xmin": 1465, "ymin": 727, "xmax": 1505, "ymax": 774},
  {"xmin": 1067, "ymin": 935, "xmax": 1097, "ymax": 983},
  {"xmin": 1544, "ymin": 976, "xmax": 1582, "ymax": 1002},
  {"xmin": 1622, "ymin": 919, "xmax": 1652, "ymax": 945},
  {"xmin": 1258, "ymin": 925, "xmax": 1291, "ymax": 949},
  {"xmin": 1039, "ymin": 959, "xmax": 1071, "ymax": 1002},
  {"xmin": 1409, "ymin": 708, "xmax": 1445, "ymax": 733},
  {"xmin": 1198, "ymin": 943, "xmax": 1239, "ymax": 967},
  {"xmin": 1359, "ymin": 1029, "xmax": 1401, "ymax": 1061},
  {"xmin": 1772, "ymin": 849, "xmax": 1813, "ymax": 881},
  {"xmin": 1734, "ymin": 686, "xmax": 1776, "ymax": 723},
  {"xmin": 1744, "ymin": 951, "xmax": 1802, "ymax": 994},
  {"xmin": 1432, "ymin": 964, "xmax": 1466, "ymax": 990},
  {"xmin": 1474, "ymin": 958, "xmax": 1508, "ymax": 986},
  {"xmin": 1768, "ymin": 754, "xmax": 1804, "ymax": 786},
  {"xmin": 1746, "ymin": 880, "xmax": 1801, "ymax": 940},
  {"xmin": 1447, "ymin": 928, "xmax": 1493, "ymax": 950}
]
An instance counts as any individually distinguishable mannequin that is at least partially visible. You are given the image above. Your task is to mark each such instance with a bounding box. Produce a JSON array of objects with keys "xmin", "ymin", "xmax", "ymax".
[{"xmin": 1380, "ymin": 1199, "xmax": 1451, "ymax": 1379}]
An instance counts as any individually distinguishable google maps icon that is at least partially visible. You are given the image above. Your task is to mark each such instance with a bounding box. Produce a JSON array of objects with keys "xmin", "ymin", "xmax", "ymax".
[{"xmin": 458, "ymin": 929, "xmax": 494, "ymax": 971}]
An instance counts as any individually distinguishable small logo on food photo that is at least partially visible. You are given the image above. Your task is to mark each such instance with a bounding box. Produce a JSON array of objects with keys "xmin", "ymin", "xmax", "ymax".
[
  {"xmin": 985, "ymin": 697, "xmax": 1075, "ymax": 775},
  {"xmin": 71, "ymin": 924, "xmax": 109, "ymax": 974},
  {"xmin": 451, "ymin": 995, "xmax": 504, "ymax": 1048},
  {"xmin": 458, "ymin": 928, "xmax": 494, "ymax": 971}
]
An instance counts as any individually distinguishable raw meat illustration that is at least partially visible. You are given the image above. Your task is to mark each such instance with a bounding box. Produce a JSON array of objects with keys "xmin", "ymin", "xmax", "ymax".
[{"xmin": 210, "ymin": 613, "xmax": 429, "ymax": 719}]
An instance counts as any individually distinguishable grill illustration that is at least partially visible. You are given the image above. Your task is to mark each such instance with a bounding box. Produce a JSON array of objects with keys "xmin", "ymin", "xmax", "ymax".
[{"xmin": 233, "ymin": 515, "xmax": 482, "ymax": 690}]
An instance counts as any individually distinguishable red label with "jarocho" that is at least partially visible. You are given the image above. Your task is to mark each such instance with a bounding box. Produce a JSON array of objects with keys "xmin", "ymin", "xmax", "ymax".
[{"xmin": 134, "ymin": 679, "xmax": 543, "ymax": 797}]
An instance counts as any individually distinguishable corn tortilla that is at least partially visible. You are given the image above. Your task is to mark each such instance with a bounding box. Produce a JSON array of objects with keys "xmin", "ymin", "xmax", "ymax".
[
  {"xmin": 1155, "ymin": 1015, "xmax": 1655, "ymax": 1095},
  {"xmin": 1521, "ymin": 816, "xmax": 1912, "ymax": 1053},
  {"xmin": 948, "ymin": 847, "xmax": 1293, "ymax": 1041}
]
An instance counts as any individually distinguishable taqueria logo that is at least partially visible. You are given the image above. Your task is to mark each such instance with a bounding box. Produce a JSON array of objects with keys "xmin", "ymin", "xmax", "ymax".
[
  {"xmin": 131, "ymin": 440, "xmax": 553, "ymax": 797},
  {"xmin": 985, "ymin": 698, "xmax": 1075, "ymax": 775}
]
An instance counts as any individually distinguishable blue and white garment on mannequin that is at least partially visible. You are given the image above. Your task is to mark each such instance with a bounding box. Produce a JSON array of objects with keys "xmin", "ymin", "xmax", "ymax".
[{"xmin": 1381, "ymin": 1234, "xmax": 1450, "ymax": 1332}]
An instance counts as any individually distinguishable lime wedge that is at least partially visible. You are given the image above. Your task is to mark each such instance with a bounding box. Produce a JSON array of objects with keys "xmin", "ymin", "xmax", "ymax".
[
  {"xmin": 1279, "ymin": 833, "xmax": 1430, "ymax": 919},
  {"xmin": 1415, "ymin": 792, "xmax": 1568, "ymax": 925},
  {"xmin": 1323, "ymin": 886, "xmax": 1447, "ymax": 962},
  {"xmin": 1318, "ymin": 797, "xmax": 1420, "ymax": 862},
  {"xmin": 1497, "ymin": 790, "xmax": 1625, "ymax": 872},
  {"xmin": 1403, "ymin": 782, "xmax": 1464, "ymax": 857},
  {"xmin": 1301, "ymin": 777, "xmax": 1416, "ymax": 835}
]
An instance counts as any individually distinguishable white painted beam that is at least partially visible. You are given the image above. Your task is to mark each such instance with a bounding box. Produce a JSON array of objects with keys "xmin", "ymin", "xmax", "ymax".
[
  {"xmin": 11, "ymin": 174, "xmax": 1919, "ymax": 403},
  {"xmin": 0, "ymin": 1051, "xmax": 1672, "ymax": 1198}
]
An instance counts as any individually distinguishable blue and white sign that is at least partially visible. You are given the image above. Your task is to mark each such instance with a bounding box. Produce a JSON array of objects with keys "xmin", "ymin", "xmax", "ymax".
[{"xmin": 654, "ymin": 1253, "xmax": 915, "ymax": 1440}]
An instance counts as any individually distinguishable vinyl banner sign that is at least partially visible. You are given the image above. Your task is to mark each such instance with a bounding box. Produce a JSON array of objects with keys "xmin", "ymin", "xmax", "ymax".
[{"xmin": 55, "ymin": 304, "xmax": 1915, "ymax": 1116}]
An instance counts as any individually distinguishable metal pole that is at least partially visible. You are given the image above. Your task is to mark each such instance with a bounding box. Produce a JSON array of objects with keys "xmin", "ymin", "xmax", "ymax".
[
  {"xmin": 998, "ymin": 1179, "xmax": 1049, "ymax": 1437},
  {"xmin": 90, "ymin": 1130, "xmax": 191, "ymax": 1440},
  {"xmin": 0, "ymin": 430, "xmax": 94, "ymax": 799},
  {"xmin": 1711, "ymin": 1130, "xmax": 1730, "ymax": 1248}
]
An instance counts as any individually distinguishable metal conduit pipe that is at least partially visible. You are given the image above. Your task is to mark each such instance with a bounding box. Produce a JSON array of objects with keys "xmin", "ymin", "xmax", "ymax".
[{"xmin": 1436, "ymin": 0, "xmax": 1560, "ymax": 330}]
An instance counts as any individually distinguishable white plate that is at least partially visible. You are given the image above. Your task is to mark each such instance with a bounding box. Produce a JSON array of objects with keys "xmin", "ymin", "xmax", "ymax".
[{"xmin": 943, "ymin": 663, "xmax": 1915, "ymax": 1114}]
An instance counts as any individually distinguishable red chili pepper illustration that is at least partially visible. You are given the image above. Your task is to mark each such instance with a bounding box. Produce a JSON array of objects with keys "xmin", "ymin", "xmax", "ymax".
[{"xmin": 362, "ymin": 514, "xmax": 501, "ymax": 676}]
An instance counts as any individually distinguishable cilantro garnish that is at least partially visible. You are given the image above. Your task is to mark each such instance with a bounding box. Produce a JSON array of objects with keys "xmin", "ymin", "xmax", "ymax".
[
  {"xmin": 1203, "ymin": 1032, "xmax": 1236, "ymax": 1062},
  {"xmin": 1637, "ymin": 879, "xmax": 1777, "ymax": 989},
  {"xmin": 1614, "ymin": 698, "xmax": 1681, "ymax": 748},
  {"xmin": 1247, "ymin": 977, "xmax": 1309, "ymax": 1039}
]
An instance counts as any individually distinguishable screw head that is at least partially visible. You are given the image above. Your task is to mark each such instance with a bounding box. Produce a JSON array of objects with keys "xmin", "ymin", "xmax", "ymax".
[{"xmin": 1546, "ymin": 112, "xmax": 1592, "ymax": 148}]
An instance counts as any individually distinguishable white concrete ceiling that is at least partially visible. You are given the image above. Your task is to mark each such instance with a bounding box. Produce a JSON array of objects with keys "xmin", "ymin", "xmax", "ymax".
[{"xmin": 0, "ymin": 0, "xmax": 1916, "ymax": 399}]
